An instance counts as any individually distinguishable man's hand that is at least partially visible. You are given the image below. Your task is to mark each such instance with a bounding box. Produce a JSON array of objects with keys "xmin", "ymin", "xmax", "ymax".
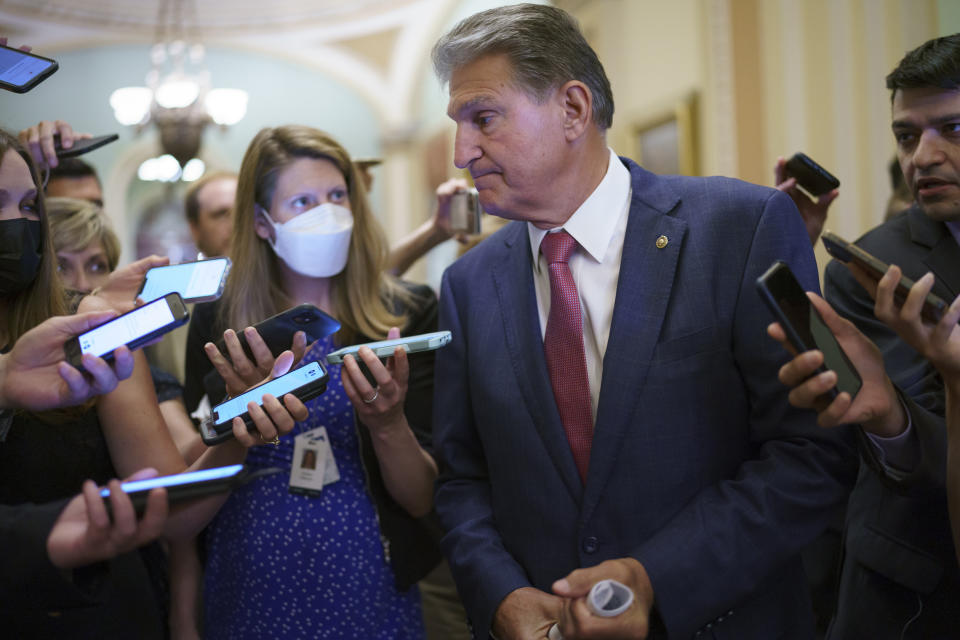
[
  {"xmin": 0, "ymin": 312, "xmax": 135, "ymax": 411},
  {"xmin": 551, "ymin": 558, "xmax": 654, "ymax": 640},
  {"xmin": 17, "ymin": 119, "xmax": 92, "ymax": 170},
  {"xmin": 492, "ymin": 586, "xmax": 564, "ymax": 640},
  {"xmin": 767, "ymin": 292, "xmax": 906, "ymax": 436},
  {"xmin": 47, "ymin": 468, "xmax": 168, "ymax": 569},
  {"xmin": 774, "ymin": 157, "xmax": 839, "ymax": 245},
  {"xmin": 871, "ymin": 265, "xmax": 960, "ymax": 381}
]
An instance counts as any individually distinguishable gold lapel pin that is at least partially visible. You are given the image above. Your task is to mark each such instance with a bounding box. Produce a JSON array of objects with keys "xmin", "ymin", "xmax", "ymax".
[{"xmin": 655, "ymin": 235, "xmax": 668, "ymax": 249}]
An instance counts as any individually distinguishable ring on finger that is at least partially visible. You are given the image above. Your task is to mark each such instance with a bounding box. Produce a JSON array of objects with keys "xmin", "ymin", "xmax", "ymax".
[
  {"xmin": 259, "ymin": 432, "xmax": 281, "ymax": 445},
  {"xmin": 362, "ymin": 386, "xmax": 380, "ymax": 404}
]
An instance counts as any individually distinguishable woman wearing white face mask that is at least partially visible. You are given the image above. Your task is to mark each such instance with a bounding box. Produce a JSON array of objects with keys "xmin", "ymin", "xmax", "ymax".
[{"xmin": 183, "ymin": 126, "xmax": 442, "ymax": 639}]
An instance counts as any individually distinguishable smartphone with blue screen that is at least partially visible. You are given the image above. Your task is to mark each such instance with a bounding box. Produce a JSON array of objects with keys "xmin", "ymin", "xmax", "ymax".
[
  {"xmin": 200, "ymin": 361, "xmax": 329, "ymax": 445},
  {"xmin": 137, "ymin": 258, "xmax": 231, "ymax": 304},
  {"xmin": 0, "ymin": 44, "xmax": 58, "ymax": 93}
]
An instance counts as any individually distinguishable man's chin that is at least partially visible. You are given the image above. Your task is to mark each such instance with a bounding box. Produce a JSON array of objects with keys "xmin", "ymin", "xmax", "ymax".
[{"xmin": 919, "ymin": 199, "xmax": 960, "ymax": 222}]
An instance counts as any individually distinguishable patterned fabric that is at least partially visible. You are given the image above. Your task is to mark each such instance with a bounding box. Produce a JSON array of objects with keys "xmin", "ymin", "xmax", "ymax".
[
  {"xmin": 541, "ymin": 230, "xmax": 594, "ymax": 482},
  {"xmin": 203, "ymin": 335, "xmax": 423, "ymax": 639}
]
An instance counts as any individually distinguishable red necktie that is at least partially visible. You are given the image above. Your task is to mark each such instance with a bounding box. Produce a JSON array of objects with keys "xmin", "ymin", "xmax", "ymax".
[{"xmin": 541, "ymin": 230, "xmax": 593, "ymax": 483}]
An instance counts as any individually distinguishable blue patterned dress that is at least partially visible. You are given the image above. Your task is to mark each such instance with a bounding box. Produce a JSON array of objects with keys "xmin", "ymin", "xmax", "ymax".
[{"xmin": 203, "ymin": 336, "xmax": 424, "ymax": 639}]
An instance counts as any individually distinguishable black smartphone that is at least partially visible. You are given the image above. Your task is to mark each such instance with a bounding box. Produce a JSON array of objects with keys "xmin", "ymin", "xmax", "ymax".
[
  {"xmin": 214, "ymin": 303, "xmax": 341, "ymax": 362},
  {"xmin": 98, "ymin": 464, "xmax": 282, "ymax": 514},
  {"xmin": 200, "ymin": 361, "xmax": 329, "ymax": 445},
  {"xmin": 0, "ymin": 44, "xmax": 58, "ymax": 93},
  {"xmin": 757, "ymin": 260, "xmax": 862, "ymax": 400},
  {"xmin": 54, "ymin": 133, "xmax": 119, "ymax": 159},
  {"xmin": 137, "ymin": 257, "xmax": 231, "ymax": 304},
  {"xmin": 821, "ymin": 231, "xmax": 950, "ymax": 324},
  {"xmin": 784, "ymin": 152, "xmax": 840, "ymax": 196},
  {"xmin": 64, "ymin": 293, "xmax": 190, "ymax": 369}
]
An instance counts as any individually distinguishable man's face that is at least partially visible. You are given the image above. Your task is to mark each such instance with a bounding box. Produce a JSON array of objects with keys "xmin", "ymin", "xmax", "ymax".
[
  {"xmin": 191, "ymin": 176, "xmax": 237, "ymax": 257},
  {"xmin": 46, "ymin": 175, "xmax": 103, "ymax": 207},
  {"xmin": 446, "ymin": 54, "xmax": 568, "ymax": 224},
  {"xmin": 892, "ymin": 87, "xmax": 960, "ymax": 221}
]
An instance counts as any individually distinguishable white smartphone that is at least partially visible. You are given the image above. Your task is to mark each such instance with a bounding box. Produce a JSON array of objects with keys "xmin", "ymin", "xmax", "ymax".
[
  {"xmin": 200, "ymin": 361, "xmax": 329, "ymax": 445},
  {"xmin": 325, "ymin": 330, "xmax": 452, "ymax": 364},
  {"xmin": 137, "ymin": 257, "xmax": 231, "ymax": 304},
  {"xmin": 64, "ymin": 292, "xmax": 190, "ymax": 369},
  {"xmin": 450, "ymin": 189, "xmax": 482, "ymax": 234},
  {"xmin": 0, "ymin": 44, "xmax": 58, "ymax": 93}
]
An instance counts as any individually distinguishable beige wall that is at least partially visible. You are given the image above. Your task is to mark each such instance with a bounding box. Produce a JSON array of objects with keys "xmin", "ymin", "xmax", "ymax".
[{"xmin": 565, "ymin": 0, "xmax": 942, "ymax": 273}]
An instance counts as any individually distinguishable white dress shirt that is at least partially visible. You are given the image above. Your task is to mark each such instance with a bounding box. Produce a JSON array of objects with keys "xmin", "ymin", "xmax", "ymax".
[{"xmin": 528, "ymin": 148, "xmax": 632, "ymax": 422}]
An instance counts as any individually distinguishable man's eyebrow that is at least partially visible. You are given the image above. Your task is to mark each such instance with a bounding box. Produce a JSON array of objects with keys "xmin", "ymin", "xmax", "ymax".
[
  {"xmin": 448, "ymin": 96, "xmax": 495, "ymax": 119},
  {"xmin": 892, "ymin": 113, "xmax": 960, "ymax": 128}
]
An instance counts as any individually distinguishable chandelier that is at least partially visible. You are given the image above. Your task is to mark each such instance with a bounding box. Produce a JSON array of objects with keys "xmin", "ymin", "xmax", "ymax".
[{"xmin": 108, "ymin": 0, "xmax": 247, "ymax": 168}]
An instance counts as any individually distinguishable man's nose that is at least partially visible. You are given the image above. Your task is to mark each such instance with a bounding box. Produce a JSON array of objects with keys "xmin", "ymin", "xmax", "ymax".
[
  {"xmin": 912, "ymin": 129, "xmax": 947, "ymax": 170},
  {"xmin": 453, "ymin": 126, "xmax": 482, "ymax": 170}
]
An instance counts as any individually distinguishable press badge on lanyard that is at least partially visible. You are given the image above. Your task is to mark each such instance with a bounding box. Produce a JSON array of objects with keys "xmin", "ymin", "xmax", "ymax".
[{"xmin": 289, "ymin": 426, "xmax": 340, "ymax": 496}]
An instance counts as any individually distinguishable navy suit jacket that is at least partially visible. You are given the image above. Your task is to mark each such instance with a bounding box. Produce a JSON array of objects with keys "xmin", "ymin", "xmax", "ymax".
[
  {"xmin": 433, "ymin": 158, "xmax": 857, "ymax": 639},
  {"xmin": 824, "ymin": 207, "xmax": 960, "ymax": 638}
]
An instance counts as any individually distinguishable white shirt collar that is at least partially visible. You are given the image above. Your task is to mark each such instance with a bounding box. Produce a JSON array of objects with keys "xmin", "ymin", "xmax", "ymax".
[{"xmin": 528, "ymin": 148, "xmax": 631, "ymax": 271}]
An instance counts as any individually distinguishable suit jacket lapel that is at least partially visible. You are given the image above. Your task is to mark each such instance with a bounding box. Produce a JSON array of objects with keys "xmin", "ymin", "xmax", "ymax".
[
  {"xmin": 582, "ymin": 162, "xmax": 685, "ymax": 522},
  {"xmin": 908, "ymin": 208, "xmax": 960, "ymax": 298},
  {"xmin": 491, "ymin": 222, "xmax": 584, "ymax": 503}
]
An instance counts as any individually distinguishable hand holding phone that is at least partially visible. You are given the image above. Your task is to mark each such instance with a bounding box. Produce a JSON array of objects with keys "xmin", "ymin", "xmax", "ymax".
[
  {"xmin": 54, "ymin": 132, "xmax": 119, "ymax": 159},
  {"xmin": 64, "ymin": 293, "xmax": 189, "ymax": 370},
  {"xmin": 784, "ymin": 152, "xmax": 840, "ymax": 196},
  {"xmin": 821, "ymin": 231, "xmax": 950, "ymax": 323},
  {"xmin": 325, "ymin": 331, "xmax": 452, "ymax": 364},
  {"xmin": 200, "ymin": 361, "xmax": 328, "ymax": 445},
  {"xmin": 213, "ymin": 304, "xmax": 340, "ymax": 363},
  {"xmin": 138, "ymin": 257, "xmax": 231, "ymax": 304},
  {"xmin": 757, "ymin": 261, "xmax": 862, "ymax": 400},
  {"xmin": 450, "ymin": 189, "xmax": 482, "ymax": 235}
]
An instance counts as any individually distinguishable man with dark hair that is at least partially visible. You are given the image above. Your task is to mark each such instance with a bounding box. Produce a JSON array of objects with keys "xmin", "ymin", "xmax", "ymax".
[
  {"xmin": 430, "ymin": 4, "xmax": 855, "ymax": 639},
  {"xmin": 774, "ymin": 33, "xmax": 960, "ymax": 638},
  {"xmin": 183, "ymin": 171, "xmax": 237, "ymax": 258},
  {"xmin": 46, "ymin": 157, "xmax": 104, "ymax": 207}
]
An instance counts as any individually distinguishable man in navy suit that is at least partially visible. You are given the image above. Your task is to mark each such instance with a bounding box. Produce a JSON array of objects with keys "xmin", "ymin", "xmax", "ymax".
[{"xmin": 430, "ymin": 5, "xmax": 856, "ymax": 639}]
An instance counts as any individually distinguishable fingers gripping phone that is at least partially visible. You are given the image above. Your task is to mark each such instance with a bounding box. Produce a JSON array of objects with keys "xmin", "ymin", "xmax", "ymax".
[
  {"xmin": 0, "ymin": 44, "xmax": 58, "ymax": 93},
  {"xmin": 64, "ymin": 293, "xmax": 190, "ymax": 369},
  {"xmin": 200, "ymin": 361, "xmax": 329, "ymax": 445},
  {"xmin": 325, "ymin": 331, "xmax": 452, "ymax": 364},
  {"xmin": 54, "ymin": 133, "xmax": 119, "ymax": 159},
  {"xmin": 821, "ymin": 231, "xmax": 950, "ymax": 324},
  {"xmin": 137, "ymin": 257, "xmax": 231, "ymax": 304},
  {"xmin": 99, "ymin": 464, "xmax": 283, "ymax": 514},
  {"xmin": 214, "ymin": 304, "xmax": 341, "ymax": 362},
  {"xmin": 757, "ymin": 261, "xmax": 862, "ymax": 400},
  {"xmin": 784, "ymin": 152, "xmax": 840, "ymax": 196}
]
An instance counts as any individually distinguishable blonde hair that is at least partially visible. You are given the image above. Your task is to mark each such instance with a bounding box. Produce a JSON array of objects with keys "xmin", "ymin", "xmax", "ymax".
[
  {"xmin": 220, "ymin": 125, "xmax": 409, "ymax": 344},
  {"xmin": 45, "ymin": 197, "xmax": 121, "ymax": 270},
  {"xmin": 0, "ymin": 129, "xmax": 67, "ymax": 349}
]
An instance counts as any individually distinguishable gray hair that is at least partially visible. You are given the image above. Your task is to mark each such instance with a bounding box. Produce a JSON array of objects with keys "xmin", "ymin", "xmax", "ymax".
[{"xmin": 432, "ymin": 3, "xmax": 614, "ymax": 130}]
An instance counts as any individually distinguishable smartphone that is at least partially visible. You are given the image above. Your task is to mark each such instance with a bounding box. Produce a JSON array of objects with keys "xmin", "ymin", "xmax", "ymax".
[
  {"xmin": 757, "ymin": 261, "xmax": 862, "ymax": 400},
  {"xmin": 137, "ymin": 257, "xmax": 231, "ymax": 304},
  {"xmin": 784, "ymin": 152, "xmax": 840, "ymax": 196},
  {"xmin": 325, "ymin": 330, "xmax": 452, "ymax": 364},
  {"xmin": 64, "ymin": 293, "xmax": 190, "ymax": 369},
  {"xmin": 98, "ymin": 464, "xmax": 285, "ymax": 514},
  {"xmin": 0, "ymin": 44, "xmax": 58, "ymax": 93},
  {"xmin": 821, "ymin": 231, "xmax": 949, "ymax": 324},
  {"xmin": 450, "ymin": 189, "xmax": 482, "ymax": 234},
  {"xmin": 200, "ymin": 361, "xmax": 329, "ymax": 445},
  {"xmin": 213, "ymin": 303, "xmax": 341, "ymax": 362},
  {"xmin": 54, "ymin": 133, "xmax": 119, "ymax": 159}
]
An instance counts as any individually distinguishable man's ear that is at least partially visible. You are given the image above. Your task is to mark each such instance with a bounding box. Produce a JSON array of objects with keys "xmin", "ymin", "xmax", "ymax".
[
  {"xmin": 253, "ymin": 205, "xmax": 274, "ymax": 242},
  {"xmin": 559, "ymin": 80, "xmax": 593, "ymax": 141}
]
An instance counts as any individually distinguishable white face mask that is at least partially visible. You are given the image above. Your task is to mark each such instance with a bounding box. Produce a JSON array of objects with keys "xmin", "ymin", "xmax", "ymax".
[{"xmin": 263, "ymin": 202, "xmax": 354, "ymax": 278}]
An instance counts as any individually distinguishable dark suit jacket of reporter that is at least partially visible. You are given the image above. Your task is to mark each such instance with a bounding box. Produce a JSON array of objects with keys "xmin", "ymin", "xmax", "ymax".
[
  {"xmin": 824, "ymin": 206, "xmax": 960, "ymax": 639},
  {"xmin": 434, "ymin": 158, "xmax": 858, "ymax": 639}
]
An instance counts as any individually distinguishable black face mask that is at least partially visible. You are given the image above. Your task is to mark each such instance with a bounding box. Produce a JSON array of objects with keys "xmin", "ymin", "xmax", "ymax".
[{"xmin": 0, "ymin": 218, "xmax": 42, "ymax": 295}]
